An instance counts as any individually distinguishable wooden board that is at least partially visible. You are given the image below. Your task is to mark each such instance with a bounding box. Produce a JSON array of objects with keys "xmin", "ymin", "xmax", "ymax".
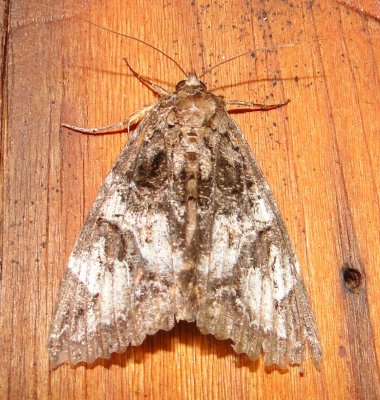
[{"xmin": 1, "ymin": 0, "xmax": 379, "ymax": 398}]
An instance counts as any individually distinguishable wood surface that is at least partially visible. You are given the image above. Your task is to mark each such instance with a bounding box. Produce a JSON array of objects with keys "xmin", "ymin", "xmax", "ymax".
[{"xmin": 1, "ymin": 0, "xmax": 380, "ymax": 399}]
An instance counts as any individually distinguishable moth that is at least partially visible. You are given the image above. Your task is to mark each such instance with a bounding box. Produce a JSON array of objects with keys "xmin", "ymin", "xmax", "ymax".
[{"xmin": 48, "ymin": 40, "xmax": 322, "ymax": 370}]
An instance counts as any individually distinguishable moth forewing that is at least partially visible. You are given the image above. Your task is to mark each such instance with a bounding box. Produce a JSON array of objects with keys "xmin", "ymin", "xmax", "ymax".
[{"xmin": 48, "ymin": 72, "xmax": 321, "ymax": 370}]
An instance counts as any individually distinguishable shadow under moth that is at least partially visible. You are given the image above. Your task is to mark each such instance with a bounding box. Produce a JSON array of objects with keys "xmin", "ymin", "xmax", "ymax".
[{"xmin": 48, "ymin": 36, "xmax": 322, "ymax": 370}]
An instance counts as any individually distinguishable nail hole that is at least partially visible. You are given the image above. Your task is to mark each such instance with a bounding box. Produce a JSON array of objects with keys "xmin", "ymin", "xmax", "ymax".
[{"xmin": 342, "ymin": 265, "xmax": 363, "ymax": 292}]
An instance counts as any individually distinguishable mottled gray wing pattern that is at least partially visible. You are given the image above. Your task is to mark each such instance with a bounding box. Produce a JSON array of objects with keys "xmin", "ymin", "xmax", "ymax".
[
  {"xmin": 48, "ymin": 103, "xmax": 178, "ymax": 368},
  {"xmin": 195, "ymin": 112, "xmax": 322, "ymax": 369}
]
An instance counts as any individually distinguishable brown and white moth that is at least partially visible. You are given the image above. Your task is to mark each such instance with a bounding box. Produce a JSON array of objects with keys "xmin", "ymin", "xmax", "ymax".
[{"xmin": 48, "ymin": 50, "xmax": 322, "ymax": 370}]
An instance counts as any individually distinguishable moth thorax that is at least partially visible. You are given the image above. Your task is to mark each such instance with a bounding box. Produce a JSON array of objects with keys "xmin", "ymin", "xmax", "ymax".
[
  {"xmin": 169, "ymin": 94, "xmax": 217, "ymax": 128},
  {"xmin": 175, "ymin": 74, "xmax": 207, "ymax": 91}
]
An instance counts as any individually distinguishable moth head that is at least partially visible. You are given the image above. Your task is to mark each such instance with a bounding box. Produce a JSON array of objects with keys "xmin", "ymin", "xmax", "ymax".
[{"xmin": 175, "ymin": 74, "xmax": 207, "ymax": 92}]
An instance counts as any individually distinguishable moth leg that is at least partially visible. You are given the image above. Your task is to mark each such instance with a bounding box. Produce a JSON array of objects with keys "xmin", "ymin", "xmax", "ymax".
[
  {"xmin": 124, "ymin": 58, "xmax": 170, "ymax": 97},
  {"xmin": 226, "ymin": 99, "xmax": 290, "ymax": 111},
  {"xmin": 61, "ymin": 105, "xmax": 154, "ymax": 134}
]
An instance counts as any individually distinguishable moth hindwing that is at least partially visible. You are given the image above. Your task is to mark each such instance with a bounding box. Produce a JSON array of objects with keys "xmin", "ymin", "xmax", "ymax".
[{"xmin": 48, "ymin": 73, "xmax": 322, "ymax": 370}]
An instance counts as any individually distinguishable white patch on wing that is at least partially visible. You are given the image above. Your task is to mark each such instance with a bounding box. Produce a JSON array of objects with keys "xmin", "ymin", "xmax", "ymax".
[
  {"xmin": 244, "ymin": 267, "xmax": 262, "ymax": 327},
  {"xmin": 67, "ymin": 209, "xmax": 174, "ymax": 334},
  {"xmin": 269, "ymin": 244, "xmax": 295, "ymax": 301},
  {"xmin": 261, "ymin": 275, "xmax": 274, "ymax": 333},
  {"xmin": 209, "ymin": 214, "xmax": 244, "ymax": 278},
  {"xmin": 197, "ymin": 253, "xmax": 212, "ymax": 276},
  {"xmin": 172, "ymin": 248, "xmax": 184, "ymax": 274},
  {"xmin": 124, "ymin": 212, "xmax": 173, "ymax": 274},
  {"xmin": 253, "ymin": 196, "xmax": 274, "ymax": 224},
  {"xmin": 68, "ymin": 236, "xmax": 131, "ymax": 333},
  {"xmin": 243, "ymin": 244, "xmax": 295, "ymax": 337},
  {"xmin": 69, "ymin": 238, "xmax": 105, "ymax": 295},
  {"xmin": 103, "ymin": 170, "xmax": 117, "ymax": 186},
  {"xmin": 100, "ymin": 188, "xmax": 128, "ymax": 223}
]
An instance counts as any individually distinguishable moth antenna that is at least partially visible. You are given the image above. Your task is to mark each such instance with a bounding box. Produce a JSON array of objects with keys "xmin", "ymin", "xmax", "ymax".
[
  {"xmin": 123, "ymin": 58, "xmax": 170, "ymax": 97},
  {"xmin": 200, "ymin": 50, "xmax": 254, "ymax": 78},
  {"xmin": 77, "ymin": 18, "xmax": 187, "ymax": 77},
  {"xmin": 200, "ymin": 40, "xmax": 322, "ymax": 79}
]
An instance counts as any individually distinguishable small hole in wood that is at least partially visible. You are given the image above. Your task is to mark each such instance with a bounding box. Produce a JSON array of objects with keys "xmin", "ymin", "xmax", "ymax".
[{"xmin": 342, "ymin": 266, "xmax": 363, "ymax": 292}]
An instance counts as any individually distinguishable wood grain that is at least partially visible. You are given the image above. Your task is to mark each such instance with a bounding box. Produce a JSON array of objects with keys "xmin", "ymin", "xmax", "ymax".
[{"xmin": 1, "ymin": 0, "xmax": 379, "ymax": 399}]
